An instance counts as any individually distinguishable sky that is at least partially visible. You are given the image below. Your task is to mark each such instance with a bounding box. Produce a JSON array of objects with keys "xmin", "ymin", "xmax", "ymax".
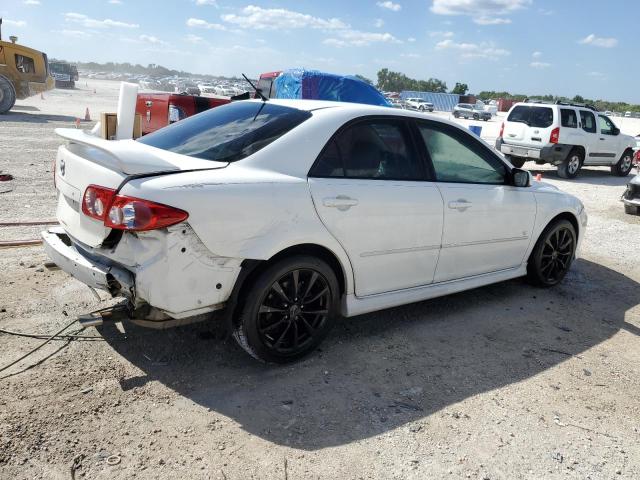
[{"xmin": 1, "ymin": 0, "xmax": 638, "ymax": 103}]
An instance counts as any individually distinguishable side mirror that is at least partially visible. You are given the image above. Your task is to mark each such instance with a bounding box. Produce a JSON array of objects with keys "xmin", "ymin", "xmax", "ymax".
[
  {"xmin": 512, "ymin": 168, "xmax": 531, "ymax": 187},
  {"xmin": 612, "ymin": 127, "xmax": 620, "ymax": 136}
]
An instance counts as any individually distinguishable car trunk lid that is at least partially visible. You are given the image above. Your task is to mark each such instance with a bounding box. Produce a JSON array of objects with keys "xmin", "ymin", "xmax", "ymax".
[{"xmin": 54, "ymin": 128, "xmax": 227, "ymax": 247}]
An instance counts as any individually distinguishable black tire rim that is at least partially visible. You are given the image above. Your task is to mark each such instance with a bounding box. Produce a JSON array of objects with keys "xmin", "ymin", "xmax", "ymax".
[
  {"xmin": 257, "ymin": 268, "xmax": 331, "ymax": 356},
  {"xmin": 540, "ymin": 227, "xmax": 574, "ymax": 283}
]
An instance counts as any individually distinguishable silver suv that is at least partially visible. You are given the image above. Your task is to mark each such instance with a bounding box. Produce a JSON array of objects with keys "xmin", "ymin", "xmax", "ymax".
[
  {"xmin": 496, "ymin": 101, "xmax": 636, "ymax": 178},
  {"xmin": 453, "ymin": 103, "xmax": 491, "ymax": 121}
]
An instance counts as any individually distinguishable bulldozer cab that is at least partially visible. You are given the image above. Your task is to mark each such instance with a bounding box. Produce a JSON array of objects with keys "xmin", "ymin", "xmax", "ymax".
[{"xmin": 0, "ymin": 17, "xmax": 54, "ymax": 113}]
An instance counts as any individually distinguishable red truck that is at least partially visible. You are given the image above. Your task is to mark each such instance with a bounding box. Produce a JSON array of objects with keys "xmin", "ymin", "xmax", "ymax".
[{"xmin": 135, "ymin": 93, "xmax": 230, "ymax": 135}]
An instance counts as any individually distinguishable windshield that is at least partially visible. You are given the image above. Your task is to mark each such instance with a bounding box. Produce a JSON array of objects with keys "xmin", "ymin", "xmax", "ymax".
[
  {"xmin": 138, "ymin": 101, "xmax": 311, "ymax": 163},
  {"xmin": 508, "ymin": 105, "xmax": 554, "ymax": 128}
]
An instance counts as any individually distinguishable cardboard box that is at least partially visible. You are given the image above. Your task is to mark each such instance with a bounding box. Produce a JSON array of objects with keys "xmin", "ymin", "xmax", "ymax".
[{"xmin": 100, "ymin": 112, "xmax": 142, "ymax": 140}]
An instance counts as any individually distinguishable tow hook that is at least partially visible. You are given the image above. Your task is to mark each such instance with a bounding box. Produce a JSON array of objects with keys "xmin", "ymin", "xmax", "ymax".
[{"xmin": 78, "ymin": 303, "xmax": 131, "ymax": 328}]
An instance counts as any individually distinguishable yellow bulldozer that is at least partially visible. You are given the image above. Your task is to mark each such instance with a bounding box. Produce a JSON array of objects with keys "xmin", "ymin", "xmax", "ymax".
[{"xmin": 0, "ymin": 17, "xmax": 54, "ymax": 114}]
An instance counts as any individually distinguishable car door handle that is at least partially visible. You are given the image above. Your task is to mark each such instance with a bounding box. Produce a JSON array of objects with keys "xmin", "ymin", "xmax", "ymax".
[
  {"xmin": 323, "ymin": 195, "xmax": 359, "ymax": 211},
  {"xmin": 600, "ymin": 138, "xmax": 606, "ymax": 141},
  {"xmin": 448, "ymin": 199, "xmax": 472, "ymax": 211}
]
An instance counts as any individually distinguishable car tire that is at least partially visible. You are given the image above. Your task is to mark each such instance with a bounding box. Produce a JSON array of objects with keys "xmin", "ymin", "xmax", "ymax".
[
  {"xmin": 509, "ymin": 157, "xmax": 526, "ymax": 168},
  {"xmin": 473, "ymin": 113, "xmax": 479, "ymax": 120},
  {"xmin": 610, "ymin": 150, "xmax": 634, "ymax": 177},
  {"xmin": 625, "ymin": 204, "xmax": 639, "ymax": 215},
  {"xmin": 527, "ymin": 219, "xmax": 577, "ymax": 287},
  {"xmin": 0, "ymin": 75, "xmax": 17, "ymax": 114},
  {"xmin": 419, "ymin": 105, "xmax": 425, "ymax": 111},
  {"xmin": 557, "ymin": 148, "xmax": 583, "ymax": 179},
  {"xmin": 483, "ymin": 118, "xmax": 488, "ymax": 122},
  {"xmin": 453, "ymin": 111, "xmax": 459, "ymax": 118},
  {"xmin": 233, "ymin": 255, "xmax": 340, "ymax": 363}
]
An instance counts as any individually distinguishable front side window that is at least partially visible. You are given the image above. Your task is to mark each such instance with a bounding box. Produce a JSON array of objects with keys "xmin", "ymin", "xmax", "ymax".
[
  {"xmin": 580, "ymin": 110, "xmax": 596, "ymax": 133},
  {"xmin": 311, "ymin": 119, "xmax": 424, "ymax": 180},
  {"xmin": 15, "ymin": 54, "xmax": 35, "ymax": 74},
  {"xmin": 418, "ymin": 123, "xmax": 506, "ymax": 184},
  {"xmin": 560, "ymin": 109, "xmax": 578, "ymax": 128},
  {"xmin": 598, "ymin": 115, "xmax": 616, "ymax": 135},
  {"xmin": 138, "ymin": 101, "xmax": 311, "ymax": 162},
  {"xmin": 507, "ymin": 106, "xmax": 554, "ymax": 128}
]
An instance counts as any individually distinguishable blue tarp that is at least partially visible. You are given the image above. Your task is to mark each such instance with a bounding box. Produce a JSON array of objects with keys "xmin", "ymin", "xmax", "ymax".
[{"xmin": 273, "ymin": 69, "xmax": 390, "ymax": 107}]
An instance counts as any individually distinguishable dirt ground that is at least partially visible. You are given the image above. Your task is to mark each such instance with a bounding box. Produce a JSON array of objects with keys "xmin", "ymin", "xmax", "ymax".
[{"xmin": 1, "ymin": 80, "xmax": 640, "ymax": 480}]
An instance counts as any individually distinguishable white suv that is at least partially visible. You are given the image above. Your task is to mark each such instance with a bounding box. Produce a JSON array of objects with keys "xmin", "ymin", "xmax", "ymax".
[
  {"xmin": 404, "ymin": 98, "xmax": 434, "ymax": 112},
  {"xmin": 496, "ymin": 102, "xmax": 636, "ymax": 178}
]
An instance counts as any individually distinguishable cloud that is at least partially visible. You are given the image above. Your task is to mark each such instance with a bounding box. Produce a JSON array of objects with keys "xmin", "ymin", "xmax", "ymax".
[
  {"xmin": 579, "ymin": 33, "xmax": 618, "ymax": 48},
  {"xmin": 58, "ymin": 29, "xmax": 91, "ymax": 38},
  {"xmin": 374, "ymin": 18, "xmax": 384, "ymax": 28},
  {"xmin": 323, "ymin": 38, "xmax": 347, "ymax": 47},
  {"xmin": 221, "ymin": 6, "xmax": 347, "ymax": 30},
  {"xmin": 185, "ymin": 34, "xmax": 205, "ymax": 44},
  {"xmin": 4, "ymin": 19, "xmax": 27, "ymax": 27},
  {"xmin": 431, "ymin": 0, "xmax": 529, "ymax": 25},
  {"xmin": 186, "ymin": 17, "xmax": 228, "ymax": 30},
  {"xmin": 588, "ymin": 71, "xmax": 605, "ymax": 78},
  {"xmin": 64, "ymin": 12, "xmax": 138, "ymax": 28},
  {"xmin": 331, "ymin": 29, "xmax": 400, "ymax": 46},
  {"xmin": 400, "ymin": 53, "xmax": 421, "ymax": 58},
  {"xmin": 139, "ymin": 34, "xmax": 167, "ymax": 45},
  {"xmin": 532, "ymin": 51, "xmax": 542, "ymax": 58},
  {"xmin": 530, "ymin": 61, "xmax": 551, "ymax": 68},
  {"xmin": 474, "ymin": 16, "xmax": 511, "ymax": 25},
  {"xmin": 407, "ymin": 37, "xmax": 416, "ymax": 42},
  {"xmin": 429, "ymin": 30, "xmax": 454, "ymax": 37},
  {"xmin": 24, "ymin": 0, "xmax": 40, "ymax": 5},
  {"xmin": 195, "ymin": 0, "xmax": 218, "ymax": 5},
  {"xmin": 377, "ymin": 1, "xmax": 402, "ymax": 11},
  {"xmin": 108, "ymin": 0, "xmax": 122, "ymax": 4},
  {"xmin": 435, "ymin": 38, "xmax": 510, "ymax": 59}
]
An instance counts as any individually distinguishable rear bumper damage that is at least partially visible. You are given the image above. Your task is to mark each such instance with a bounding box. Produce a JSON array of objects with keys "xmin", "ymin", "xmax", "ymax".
[{"xmin": 41, "ymin": 224, "xmax": 243, "ymax": 327}]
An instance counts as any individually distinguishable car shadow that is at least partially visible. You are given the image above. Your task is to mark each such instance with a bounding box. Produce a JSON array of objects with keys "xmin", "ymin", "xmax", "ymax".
[
  {"xmin": 10, "ymin": 105, "xmax": 40, "ymax": 112},
  {"xmin": 99, "ymin": 258, "xmax": 638, "ymax": 450},
  {"xmin": 527, "ymin": 166, "xmax": 635, "ymax": 186},
  {"xmin": 1, "ymin": 111, "xmax": 81, "ymax": 123}
]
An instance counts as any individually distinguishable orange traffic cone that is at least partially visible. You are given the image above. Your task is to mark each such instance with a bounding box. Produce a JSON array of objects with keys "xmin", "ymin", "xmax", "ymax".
[
  {"xmin": 535, "ymin": 173, "xmax": 542, "ymax": 181},
  {"xmin": 75, "ymin": 118, "xmax": 81, "ymax": 128},
  {"xmin": 84, "ymin": 108, "xmax": 91, "ymax": 121}
]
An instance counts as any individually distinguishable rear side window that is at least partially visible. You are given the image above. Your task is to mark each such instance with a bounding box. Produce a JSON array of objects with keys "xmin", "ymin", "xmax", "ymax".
[
  {"xmin": 138, "ymin": 102, "xmax": 311, "ymax": 162},
  {"xmin": 311, "ymin": 119, "xmax": 425, "ymax": 181},
  {"xmin": 508, "ymin": 106, "xmax": 554, "ymax": 128},
  {"xmin": 560, "ymin": 109, "xmax": 578, "ymax": 128},
  {"xmin": 580, "ymin": 110, "xmax": 596, "ymax": 133}
]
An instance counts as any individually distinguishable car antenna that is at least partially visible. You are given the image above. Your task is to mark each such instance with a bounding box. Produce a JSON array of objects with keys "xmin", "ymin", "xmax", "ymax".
[{"xmin": 243, "ymin": 73, "xmax": 268, "ymax": 102}]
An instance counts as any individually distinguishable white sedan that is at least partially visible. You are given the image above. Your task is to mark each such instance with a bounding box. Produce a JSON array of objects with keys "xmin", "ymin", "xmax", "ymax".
[{"xmin": 43, "ymin": 99, "xmax": 587, "ymax": 362}]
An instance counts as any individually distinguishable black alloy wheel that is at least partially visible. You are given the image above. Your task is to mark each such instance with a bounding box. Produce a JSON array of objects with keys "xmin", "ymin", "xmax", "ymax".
[
  {"xmin": 527, "ymin": 219, "xmax": 577, "ymax": 287},
  {"xmin": 233, "ymin": 255, "xmax": 339, "ymax": 363}
]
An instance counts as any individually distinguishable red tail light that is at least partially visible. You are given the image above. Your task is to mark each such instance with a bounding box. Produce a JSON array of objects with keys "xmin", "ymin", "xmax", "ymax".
[
  {"xmin": 82, "ymin": 185, "xmax": 188, "ymax": 231},
  {"xmin": 550, "ymin": 127, "xmax": 560, "ymax": 144},
  {"xmin": 499, "ymin": 122, "xmax": 504, "ymax": 138}
]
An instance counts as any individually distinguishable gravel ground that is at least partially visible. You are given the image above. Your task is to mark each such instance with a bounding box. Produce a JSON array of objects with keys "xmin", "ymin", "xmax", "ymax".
[{"xmin": 1, "ymin": 80, "xmax": 640, "ymax": 480}]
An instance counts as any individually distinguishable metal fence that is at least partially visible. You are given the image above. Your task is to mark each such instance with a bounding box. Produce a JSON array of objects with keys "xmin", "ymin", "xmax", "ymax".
[{"xmin": 400, "ymin": 91, "xmax": 460, "ymax": 112}]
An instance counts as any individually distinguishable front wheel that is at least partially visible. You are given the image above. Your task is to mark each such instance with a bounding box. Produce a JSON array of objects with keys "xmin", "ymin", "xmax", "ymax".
[
  {"xmin": 527, "ymin": 219, "xmax": 577, "ymax": 287},
  {"xmin": 557, "ymin": 149, "xmax": 583, "ymax": 179},
  {"xmin": 0, "ymin": 76, "xmax": 17, "ymax": 114},
  {"xmin": 473, "ymin": 113, "xmax": 479, "ymax": 120},
  {"xmin": 453, "ymin": 111, "xmax": 459, "ymax": 118},
  {"xmin": 611, "ymin": 151, "xmax": 634, "ymax": 177},
  {"xmin": 233, "ymin": 255, "xmax": 340, "ymax": 363}
]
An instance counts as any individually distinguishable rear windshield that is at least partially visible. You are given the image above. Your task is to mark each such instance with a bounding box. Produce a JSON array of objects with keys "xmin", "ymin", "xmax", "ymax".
[
  {"xmin": 508, "ymin": 105, "xmax": 554, "ymax": 128},
  {"xmin": 138, "ymin": 101, "xmax": 311, "ymax": 162}
]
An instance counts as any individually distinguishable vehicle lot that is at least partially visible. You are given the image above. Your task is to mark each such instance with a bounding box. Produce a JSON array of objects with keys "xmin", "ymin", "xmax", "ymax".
[{"xmin": 1, "ymin": 80, "xmax": 640, "ymax": 479}]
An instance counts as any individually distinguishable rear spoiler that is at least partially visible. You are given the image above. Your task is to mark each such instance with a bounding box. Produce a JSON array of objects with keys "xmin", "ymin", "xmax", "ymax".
[{"xmin": 55, "ymin": 128, "xmax": 227, "ymax": 175}]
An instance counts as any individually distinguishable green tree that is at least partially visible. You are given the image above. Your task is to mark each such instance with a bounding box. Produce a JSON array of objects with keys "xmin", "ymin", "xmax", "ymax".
[{"xmin": 451, "ymin": 82, "xmax": 469, "ymax": 95}]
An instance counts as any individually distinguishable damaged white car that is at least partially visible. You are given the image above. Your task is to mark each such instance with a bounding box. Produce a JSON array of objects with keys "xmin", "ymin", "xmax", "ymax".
[{"xmin": 43, "ymin": 100, "xmax": 587, "ymax": 362}]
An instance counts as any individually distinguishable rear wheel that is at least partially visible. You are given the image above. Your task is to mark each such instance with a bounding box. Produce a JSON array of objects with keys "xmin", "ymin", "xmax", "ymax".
[
  {"xmin": 509, "ymin": 157, "xmax": 526, "ymax": 168},
  {"xmin": 0, "ymin": 76, "xmax": 17, "ymax": 114},
  {"xmin": 527, "ymin": 219, "xmax": 577, "ymax": 287},
  {"xmin": 611, "ymin": 151, "xmax": 634, "ymax": 177},
  {"xmin": 625, "ymin": 204, "xmax": 639, "ymax": 215},
  {"xmin": 233, "ymin": 255, "xmax": 340, "ymax": 363},
  {"xmin": 557, "ymin": 149, "xmax": 583, "ymax": 179},
  {"xmin": 453, "ymin": 111, "xmax": 460, "ymax": 118}
]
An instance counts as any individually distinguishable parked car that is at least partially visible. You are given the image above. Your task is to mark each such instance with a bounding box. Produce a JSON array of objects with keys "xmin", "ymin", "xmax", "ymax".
[
  {"xmin": 43, "ymin": 100, "xmax": 586, "ymax": 362},
  {"xmin": 624, "ymin": 111, "xmax": 632, "ymax": 117},
  {"xmin": 405, "ymin": 98, "xmax": 435, "ymax": 112},
  {"xmin": 496, "ymin": 101, "xmax": 636, "ymax": 178},
  {"xmin": 623, "ymin": 173, "xmax": 640, "ymax": 215},
  {"xmin": 453, "ymin": 103, "xmax": 491, "ymax": 121}
]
